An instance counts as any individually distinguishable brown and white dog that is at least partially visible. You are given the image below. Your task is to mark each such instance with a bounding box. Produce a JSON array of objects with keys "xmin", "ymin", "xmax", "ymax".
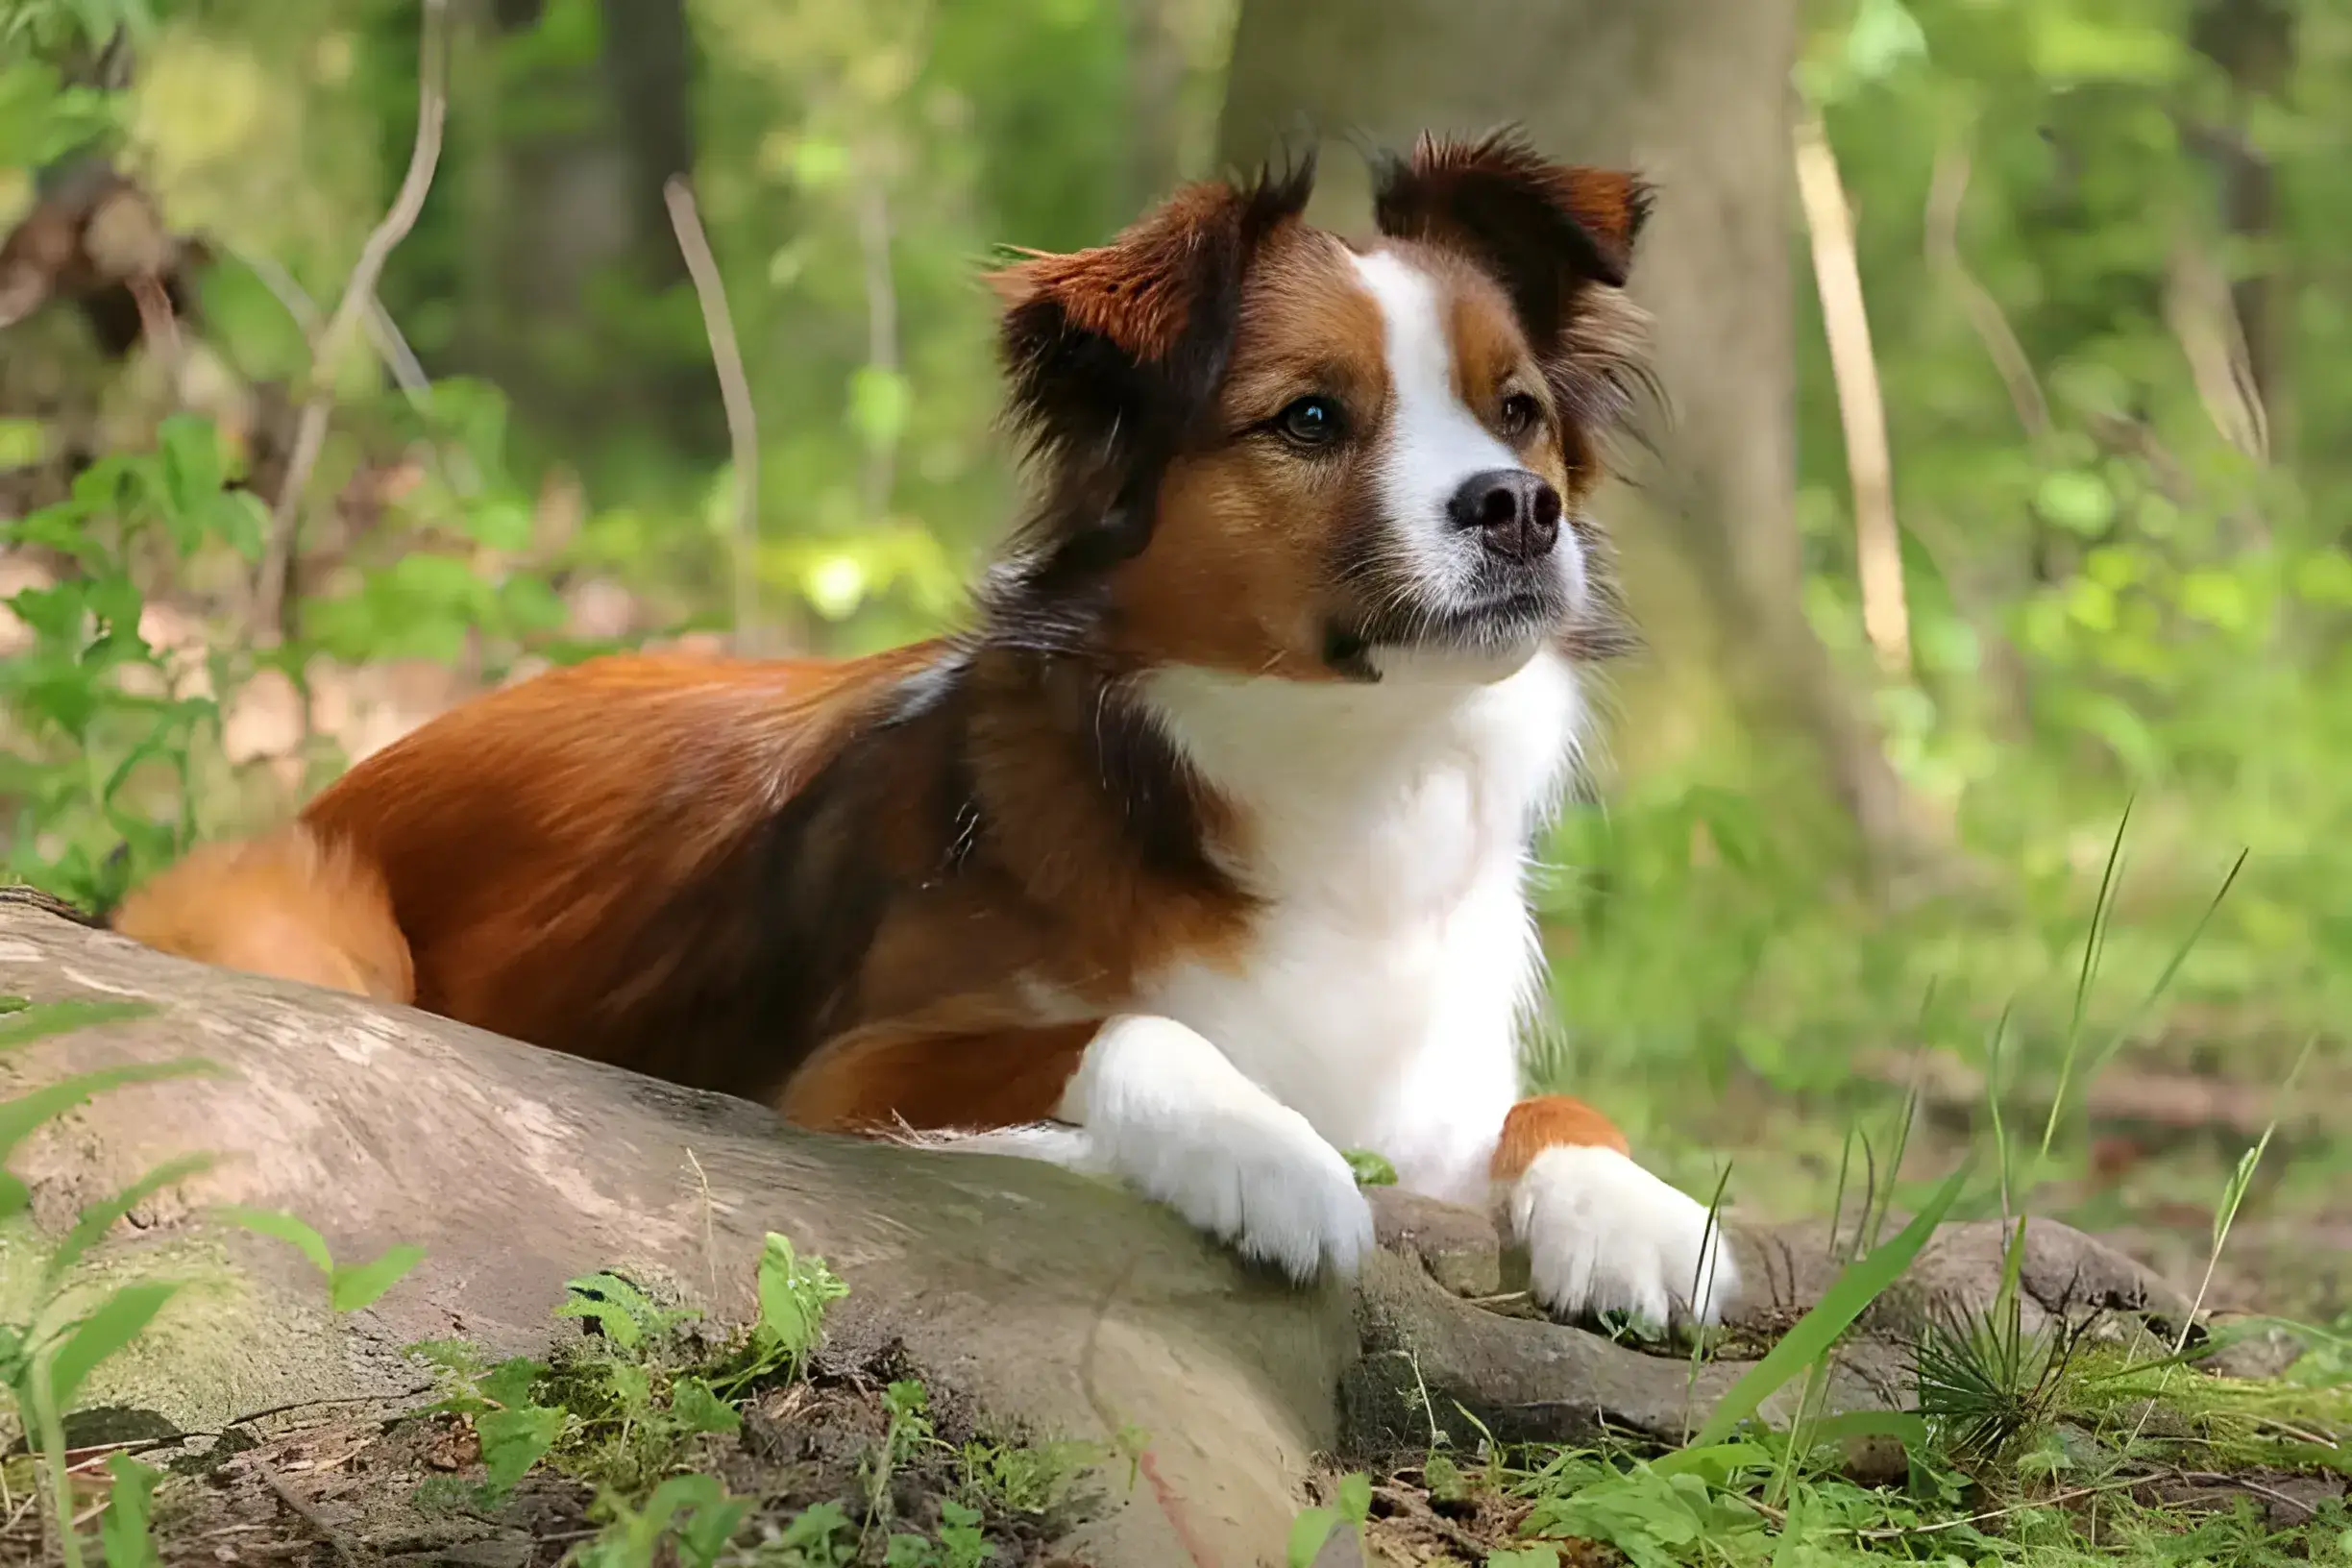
[{"xmin": 111, "ymin": 131, "xmax": 1736, "ymax": 1328}]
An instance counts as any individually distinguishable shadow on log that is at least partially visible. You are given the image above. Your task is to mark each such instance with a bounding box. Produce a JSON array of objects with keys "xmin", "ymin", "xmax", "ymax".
[{"xmin": 0, "ymin": 896, "xmax": 2195, "ymax": 1566}]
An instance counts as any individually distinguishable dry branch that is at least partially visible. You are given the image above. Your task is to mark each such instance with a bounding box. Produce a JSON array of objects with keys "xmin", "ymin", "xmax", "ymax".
[
  {"xmin": 1924, "ymin": 138, "xmax": 2050, "ymax": 446},
  {"xmin": 1794, "ymin": 101, "xmax": 1909, "ymax": 681},
  {"xmin": 250, "ymin": 0, "xmax": 452, "ymax": 642},
  {"xmin": 663, "ymin": 176, "xmax": 764, "ymax": 654}
]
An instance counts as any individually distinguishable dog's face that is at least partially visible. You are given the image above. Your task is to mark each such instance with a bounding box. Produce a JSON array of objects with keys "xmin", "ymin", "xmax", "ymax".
[{"xmin": 986, "ymin": 132, "xmax": 1651, "ymax": 685}]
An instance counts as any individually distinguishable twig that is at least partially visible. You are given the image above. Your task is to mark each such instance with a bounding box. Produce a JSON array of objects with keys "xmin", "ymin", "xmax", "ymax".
[
  {"xmin": 684, "ymin": 1145, "xmax": 720, "ymax": 1303},
  {"xmin": 662, "ymin": 175, "xmax": 762, "ymax": 654},
  {"xmin": 254, "ymin": 1458, "xmax": 364, "ymax": 1567},
  {"xmin": 2181, "ymin": 1471, "xmax": 2325, "ymax": 1521},
  {"xmin": 1849, "ymin": 1479, "xmax": 2143, "ymax": 1540},
  {"xmin": 1924, "ymin": 137, "xmax": 2050, "ymax": 445},
  {"xmin": 251, "ymin": 0, "xmax": 451, "ymax": 643},
  {"xmin": 1793, "ymin": 97, "xmax": 1909, "ymax": 680}
]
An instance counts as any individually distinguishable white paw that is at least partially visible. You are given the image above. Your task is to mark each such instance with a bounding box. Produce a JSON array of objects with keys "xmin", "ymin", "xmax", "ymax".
[
  {"xmin": 1509, "ymin": 1145, "xmax": 1738, "ymax": 1330},
  {"xmin": 1071, "ymin": 1015, "xmax": 1374, "ymax": 1284},
  {"xmin": 1109, "ymin": 1098, "xmax": 1374, "ymax": 1283}
]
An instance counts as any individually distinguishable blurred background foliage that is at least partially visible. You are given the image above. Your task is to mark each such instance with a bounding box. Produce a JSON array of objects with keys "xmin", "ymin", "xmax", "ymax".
[{"xmin": 3, "ymin": 0, "xmax": 2346, "ymax": 1311}]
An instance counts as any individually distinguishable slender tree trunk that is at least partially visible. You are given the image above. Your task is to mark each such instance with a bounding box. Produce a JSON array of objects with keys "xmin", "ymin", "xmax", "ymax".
[
  {"xmin": 406, "ymin": 0, "xmax": 723, "ymax": 459},
  {"xmin": 1217, "ymin": 0, "xmax": 1924, "ymax": 881}
]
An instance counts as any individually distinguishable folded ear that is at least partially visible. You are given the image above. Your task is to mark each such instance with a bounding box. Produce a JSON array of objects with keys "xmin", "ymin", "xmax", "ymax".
[
  {"xmin": 985, "ymin": 157, "xmax": 1313, "ymax": 594},
  {"xmin": 990, "ymin": 158, "xmax": 1315, "ymax": 465},
  {"xmin": 1371, "ymin": 129, "xmax": 1650, "ymax": 355}
]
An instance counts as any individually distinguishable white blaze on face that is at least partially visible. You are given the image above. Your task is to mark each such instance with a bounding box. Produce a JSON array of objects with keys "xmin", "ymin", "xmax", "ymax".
[{"xmin": 1348, "ymin": 248, "xmax": 1524, "ymax": 597}]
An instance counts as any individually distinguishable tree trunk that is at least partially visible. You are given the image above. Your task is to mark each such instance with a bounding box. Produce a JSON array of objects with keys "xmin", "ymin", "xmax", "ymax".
[
  {"xmin": 0, "ymin": 894, "xmax": 2200, "ymax": 1562},
  {"xmin": 406, "ymin": 0, "xmax": 723, "ymax": 461},
  {"xmin": 1216, "ymin": 0, "xmax": 1926, "ymax": 883}
]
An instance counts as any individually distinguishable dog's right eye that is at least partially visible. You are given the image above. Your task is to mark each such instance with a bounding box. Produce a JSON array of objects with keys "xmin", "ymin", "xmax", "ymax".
[{"xmin": 1273, "ymin": 395, "xmax": 1345, "ymax": 450}]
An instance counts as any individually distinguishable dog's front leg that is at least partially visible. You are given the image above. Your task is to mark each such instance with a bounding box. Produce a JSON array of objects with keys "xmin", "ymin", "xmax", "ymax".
[
  {"xmin": 1491, "ymin": 1095, "xmax": 1739, "ymax": 1330},
  {"xmin": 1041, "ymin": 1013, "xmax": 1375, "ymax": 1282}
]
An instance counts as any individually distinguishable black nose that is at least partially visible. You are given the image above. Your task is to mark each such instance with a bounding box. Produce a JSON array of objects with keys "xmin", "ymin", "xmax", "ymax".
[{"xmin": 1447, "ymin": 469, "xmax": 1562, "ymax": 562}]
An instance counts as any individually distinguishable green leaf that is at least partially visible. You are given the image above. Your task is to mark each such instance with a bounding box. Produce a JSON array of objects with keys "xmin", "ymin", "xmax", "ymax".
[
  {"xmin": 1286, "ymin": 1506, "xmax": 1340, "ymax": 1568},
  {"xmin": 2033, "ymin": 470, "xmax": 2115, "ymax": 536},
  {"xmin": 48, "ymin": 1282, "xmax": 179, "ymax": 1411},
  {"xmin": 99, "ymin": 1452, "xmax": 163, "ymax": 1568},
  {"xmin": 1486, "ymin": 1549, "xmax": 1559, "ymax": 1568},
  {"xmin": 157, "ymin": 415, "xmax": 225, "ymax": 519},
  {"xmin": 674, "ymin": 1490, "xmax": 750, "ymax": 1568},
  {"xmin": 1800, "ymin": 1409, "xmax": 1931, "ymax": 1453},
  {"xmin": 1646, "ymin": 1439, "xmax": 1775, "ymax": 1482},
  {"xmin": 754, "ymin": 1231, "xmax": 849, "ymax": 1363},
  {"xmin": 329, "ymin": 1244, "xmax": 427, "ymax": 1311},
  {"xmin": 46, "ymin": 1155, "xmax": 214, "ymax": 1289},
  {"xmin": 475, "ymin": 1404, "xmax": 563, "ymax": 1497},
  {"xmin": 0, "ymin": 1060, "xmax": 215, "ymax": 1164},
  {"xmin": 477, "ymin": 1357, "xmax": 546, "ymax": 1411},
  {"xmin": 1342, "ymin": 1149, "xmax": 1397, "ymax": 1187},
  {"xmin": 463, "ymin": 495, "xmax": 534, "ymax": 551},
  {"xmin": 671, "ymin": 1375, "xmax": 742, "ymax": 1435},
  {"xmin": 1843, "ymin": 0, "xmax": 1926, "ymax": 83},
  {"xmin": 201, "ymin": 492, "xmax": 267, "ymax": 561},
  {"xmin": 0, "ymin": 418, "xmax": 45, "ymax": 469},
  {"xmin": 847, "ymin": 366, "xmax": 913, "ymax": 453},
  {"xmin": 557, "ymin": 1270, "xmax": 669, "ymax": 1348},
  {"xmin": 1694, "ymin": 1163, "xmax": 1971, "ymax": 1446},
  {"xmin": 1335, "ymin": 1472, "xmax": 1373, "ymax": 1524},
  {"xmin": 210, "ymin": 1206, "xmax": 335, "ymax": 1275},
  {"xmin": 0, "ymin": 999, "xmax": 158, "ymax": 1052}
]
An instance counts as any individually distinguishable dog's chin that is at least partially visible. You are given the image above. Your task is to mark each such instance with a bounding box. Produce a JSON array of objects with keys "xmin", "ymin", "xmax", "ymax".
[{"xmin": 1331, "ymin": 588, "xmax": 1570, "ymax": 686}]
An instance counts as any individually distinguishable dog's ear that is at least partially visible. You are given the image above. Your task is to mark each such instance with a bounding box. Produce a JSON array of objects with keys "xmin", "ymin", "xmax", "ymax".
[
  {"xmin": 990, "ymin": 157, "xmax": 1315, "ymax": 464},
  {"xmin": 1372, "ymin": 129, "xmax": 1650, "ymax": 355},
  {"xmin": 985, "ymin": 156, "xmax": 1314, "ymax": 596}
]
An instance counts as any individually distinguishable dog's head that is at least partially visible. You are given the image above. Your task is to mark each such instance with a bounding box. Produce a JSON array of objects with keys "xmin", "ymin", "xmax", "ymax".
[{"xmin": 983, "ymin": 129, "xmax": 1653, "ymax": 686}]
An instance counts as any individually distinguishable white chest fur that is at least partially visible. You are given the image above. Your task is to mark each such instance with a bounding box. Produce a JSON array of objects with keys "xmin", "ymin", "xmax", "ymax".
[{"xmin": 1130, "ymin": 649, "xmax": 1582, "ymax": 1205}]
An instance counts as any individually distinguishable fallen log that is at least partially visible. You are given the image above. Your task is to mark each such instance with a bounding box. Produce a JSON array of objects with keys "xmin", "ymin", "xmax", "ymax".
[{"xmin": 0, "ymin": 895, "xmax": 2197, "ymax": 1566}]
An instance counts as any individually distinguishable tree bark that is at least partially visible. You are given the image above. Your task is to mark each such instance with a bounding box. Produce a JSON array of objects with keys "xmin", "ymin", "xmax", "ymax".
[
  {"xmin": 1215, "ymin": 0, "xmax": 1926, "ymax": 883},
  {"xmin": 0, "ymin": 895, "xmax": 2199, "ymax": 1563}
]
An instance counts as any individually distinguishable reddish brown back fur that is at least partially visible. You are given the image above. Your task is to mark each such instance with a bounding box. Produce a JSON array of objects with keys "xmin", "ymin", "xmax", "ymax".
[{"xmin": 111, "ymin": 827, "xmax": 413, "ymax": 1002}]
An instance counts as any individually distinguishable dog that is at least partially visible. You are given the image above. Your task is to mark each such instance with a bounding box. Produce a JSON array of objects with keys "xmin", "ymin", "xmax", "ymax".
[{"xmin": 111, "ymin": 130, "xmax": 1737, "ymax": 1328}]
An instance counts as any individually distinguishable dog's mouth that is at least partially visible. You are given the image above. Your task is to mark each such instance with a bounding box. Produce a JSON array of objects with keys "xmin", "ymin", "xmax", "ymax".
[{"xmin": 1322, "ymin": 583, "xmax": 1572, "ymax": 679}]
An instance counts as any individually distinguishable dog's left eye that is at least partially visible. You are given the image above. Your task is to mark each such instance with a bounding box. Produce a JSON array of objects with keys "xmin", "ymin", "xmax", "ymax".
[{"xmin": 1499, "ymin": 392, "xmax": 1542, "ymax": 439}]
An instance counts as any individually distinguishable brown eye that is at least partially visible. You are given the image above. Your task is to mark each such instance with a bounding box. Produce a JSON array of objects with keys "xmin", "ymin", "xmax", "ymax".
[
  {"xmin": 1274, "ymin": 395, "xmax": 1345, "ymax": 449},
  {"xmin": 1500, "ymin": 392, "xmax": 1542, "ymax": 439}
]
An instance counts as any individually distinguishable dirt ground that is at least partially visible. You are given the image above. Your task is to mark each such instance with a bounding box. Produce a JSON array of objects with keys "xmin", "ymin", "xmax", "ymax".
[{"xmin": 3, "ymin": 1339, "xmax": 1114, "ymax": 1568}]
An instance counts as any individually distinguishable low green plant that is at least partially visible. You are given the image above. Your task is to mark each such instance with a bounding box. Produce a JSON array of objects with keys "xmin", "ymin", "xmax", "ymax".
[
  {"xmin": 406, "ymin": 1339, "xmax": 569, "ymax": 1506},
  {"xmin": 574, "ymin": 1471, "xmax": 749, "ymax": 1568},
  {"xmin": 1286, "ymin": 1472, "xmax": 1372, "ymax": 1568},
  {"xmin": 209, "ymin": 1204, "xmax": 425, "ymax": 1312},
  {"xmin": 1, "ymin": 415, "xmax": 271, "ymax": 909},
  {"xmin": 0, "ymin": 993, "xmax": 430, "ymax": 1568}
]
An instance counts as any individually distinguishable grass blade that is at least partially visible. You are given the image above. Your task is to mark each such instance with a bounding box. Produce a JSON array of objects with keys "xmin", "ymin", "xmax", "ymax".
[
  {"xmin": 330, "ymin": 1243, "xmax": 428, "ymax": 1311},
  {"xmin": 48, "ymin": 1282, "xmax": 180, "ymax": 1411},
  {"xmin": 0, "ymin": 999, "xmax": 159, "ymax": 1052},
  {"xmin": 1696, "ymin": 1163, "xmax": 1972, "ymax": 1447},
  {"xmin": 211, "ymin": 1205, "xmax": 335, "ymax": 1276},
  {"xmin": 44, "ymin": 1155, "xmax": 214, "ymax": 1289},
  {"xmin": 0, "ymin": 1061, "xmax": 218, "ymax": 1163}
]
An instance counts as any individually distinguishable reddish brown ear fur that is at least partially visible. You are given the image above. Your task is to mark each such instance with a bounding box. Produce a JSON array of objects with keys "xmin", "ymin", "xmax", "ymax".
[{"xmin": 1372, "ymin": 128, "xmax": 1651, "ymax": 335}]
